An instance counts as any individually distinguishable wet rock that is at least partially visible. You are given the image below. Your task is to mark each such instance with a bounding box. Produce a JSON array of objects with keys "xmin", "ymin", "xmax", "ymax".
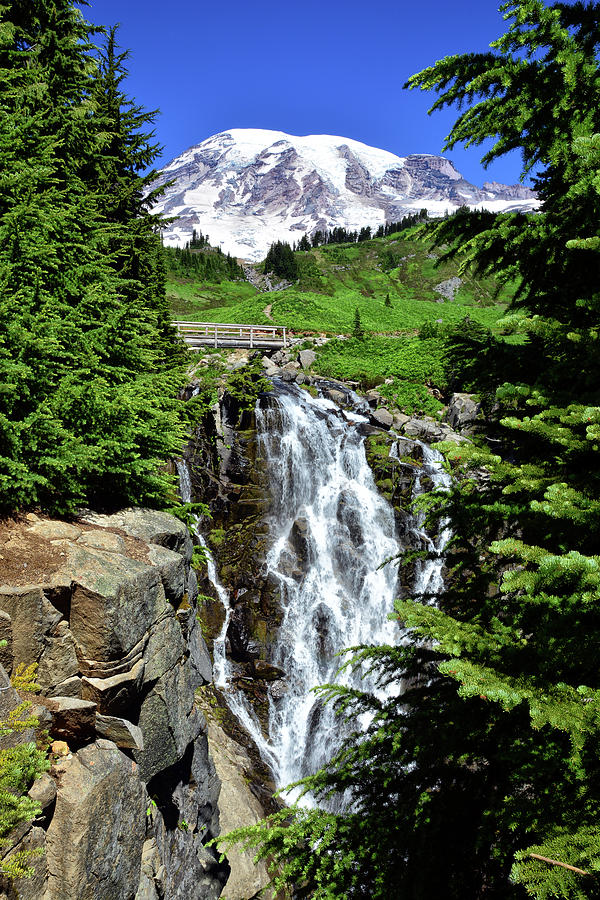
[
  {"xmin": 187, "ymin": 617, "xmax": 213, "ymax": 685},
  {"xmin": 289, "ymin": 517, "xmax": 311, "ymax": 566},
  {"xmin": 394, "ymin": 439, "xmax": 424, "ymax": 463},
  {"xmin": 228, "ymin": 606, "xmax": 261, "ymax": 662},
  {"xmin": 323, "ymin": 388, "xmax": 345, "ymax": 405},
  {"xmin": 250, "ymin": 660, "xmax": 285, "ymax": 681}
]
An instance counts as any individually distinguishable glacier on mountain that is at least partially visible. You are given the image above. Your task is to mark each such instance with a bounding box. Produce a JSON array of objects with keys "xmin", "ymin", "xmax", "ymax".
[{"xmin": 151, "ymin": 128, "xmax": 539, "ymax": 262}]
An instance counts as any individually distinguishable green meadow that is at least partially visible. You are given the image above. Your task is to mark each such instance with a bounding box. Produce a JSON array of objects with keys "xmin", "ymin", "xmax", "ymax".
[{"xmin": 167, "ymin": 230, "xmax": 513, "ymax": 413}]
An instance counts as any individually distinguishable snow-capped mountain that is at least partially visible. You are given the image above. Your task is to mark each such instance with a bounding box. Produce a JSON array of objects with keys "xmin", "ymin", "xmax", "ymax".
[{"xmin": 151, "ymin": 129, "xmax": 539, "ymax": 261}]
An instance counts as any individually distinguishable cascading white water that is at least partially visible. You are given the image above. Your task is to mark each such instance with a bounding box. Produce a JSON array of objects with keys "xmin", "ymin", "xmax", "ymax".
[
  {"xmin": 255, "ymin": 382, "xmax": 402, "ymax": 798},
  {"xmin": 176, "ymin": 382, "xmax": 452, "ymax": 806},
  {"xmin": 174, "ymin": 458, "xmax": 278, "ymax": 766},
  {"xmin": 391, "ymin": 441, "xmax": 452, "ymax": 601}
]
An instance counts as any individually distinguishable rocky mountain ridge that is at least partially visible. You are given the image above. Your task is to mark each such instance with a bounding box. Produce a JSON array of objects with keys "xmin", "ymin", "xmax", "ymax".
[{"xmin": 151, "ymin": 128, "xmax": 539, "ymax": 261}]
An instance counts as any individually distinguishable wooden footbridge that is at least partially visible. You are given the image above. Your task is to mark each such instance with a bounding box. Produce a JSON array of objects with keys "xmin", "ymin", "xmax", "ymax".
[{"xmin": 174, "ymin": 321, "xmax": 288, "ymax": 350}]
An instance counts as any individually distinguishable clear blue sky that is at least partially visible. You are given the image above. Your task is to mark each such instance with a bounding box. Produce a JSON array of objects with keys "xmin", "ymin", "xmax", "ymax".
[{"xmin": 85, "ymin": 0, "xmax": 530, "ymax": 187}]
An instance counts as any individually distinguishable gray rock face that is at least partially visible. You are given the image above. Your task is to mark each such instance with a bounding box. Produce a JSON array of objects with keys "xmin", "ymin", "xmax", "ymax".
[
  {"xmin": 445, "ymin": 392, "xmax": 482, "ymax": 433},
  {"xmin": 298, "ymin": 348, "xmax": 316, "ymax": 369},
  {"xmin": 95, "ymin": 714, "xmax": 144, "ymax": 750},
  {"xmin": 45, "ymin": 741, "xmax": 147, "ymax": 900},
  {"xmin": 0, "ymin": 508, "xmax": 225, "ymax": 900}
]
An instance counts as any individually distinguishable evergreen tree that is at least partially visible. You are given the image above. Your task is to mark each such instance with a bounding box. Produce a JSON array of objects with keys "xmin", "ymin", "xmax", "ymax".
[
  {"xmin": 0, "ymin": 2, "xmax": 186, "ymax": 515},
  {"xmin": 263, "ymin": 240, "xmax": 298, "ymax": 280},
  {"xmin": 352, "ymin": 307, "xmax": 363, "ymax": 339},
  {"xmin": 219, "ymin": 3, "xmax": 600, "ymax": 897}
]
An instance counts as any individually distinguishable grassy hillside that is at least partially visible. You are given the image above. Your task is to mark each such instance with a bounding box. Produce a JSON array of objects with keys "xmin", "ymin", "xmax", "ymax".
[
  {"xmin": 167, "ymin": 230, "xmax": 516, "ymax": 414},
  {"xmin": 167, "ymin": 230, "xmax": 511, "ymax": 333}
]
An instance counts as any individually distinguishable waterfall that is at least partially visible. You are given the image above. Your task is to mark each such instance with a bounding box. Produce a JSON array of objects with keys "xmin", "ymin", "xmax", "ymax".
[
  {"xmin": 391, "ymin": 441, "xmax": 452, "ymax": 601},
  {"xmin": 176, "ymin": 381, "xmax": 452, "ymax": 805},
  {"xmin": 254, "ymin": 382, "xmax": 401, "ymax": 800}
]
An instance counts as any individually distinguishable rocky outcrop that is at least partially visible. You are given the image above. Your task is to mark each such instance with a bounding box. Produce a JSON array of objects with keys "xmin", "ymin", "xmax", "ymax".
[
  {"xmin": 0, "ymin": 509, "xmax": 227, "ymax": 900},
  {"xmin": 444, "ymin": 392, "xmax": 482, "ymax": 435}
]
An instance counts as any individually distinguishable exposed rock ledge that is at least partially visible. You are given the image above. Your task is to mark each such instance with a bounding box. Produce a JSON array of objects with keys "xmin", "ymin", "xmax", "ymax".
[{"xmin": 0, "ymin": 508, "xmax": 228, "ymax": 900}]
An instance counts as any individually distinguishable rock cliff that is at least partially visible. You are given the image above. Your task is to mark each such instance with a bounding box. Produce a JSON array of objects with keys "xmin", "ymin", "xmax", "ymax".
[{"xmin": 0, "ymin": 509, "xmax": 228, "ymax": 900}]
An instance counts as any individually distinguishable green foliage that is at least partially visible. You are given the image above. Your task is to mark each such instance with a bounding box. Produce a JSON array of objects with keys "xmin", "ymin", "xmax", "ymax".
[
  {"xmin": 0, "ymin": 4, "xmax": 187, "ymax": 515},
  {"xmin": 221, "ymin": 3, "xmax": 600, "ymax": 898},
  {"xmin": 351, "ymin": 307, "xmax": 363, "ymax": 339},
  {"xmin": 168, "ymin": 231, "xmax": 509, "ymax": 335},
  {"xmin": 223, "ymin": 360, "xmax": 272, "ymax": 413},
  {"xmin": 164, "ymin": 244, "xmax": 245, "ymax": 283},
  {"xmin": 264, "ymin": 241, "xmax": 298, "ymax": 281},
  {"xmin": 0, "ymin": 661, "xmax": 49, "ymax": 880}
]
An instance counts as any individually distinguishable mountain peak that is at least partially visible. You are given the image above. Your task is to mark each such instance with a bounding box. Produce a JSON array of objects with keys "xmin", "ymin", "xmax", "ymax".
[{"xmin": 152, "ymin": 128, "xmax": 539, "ymax": 261}]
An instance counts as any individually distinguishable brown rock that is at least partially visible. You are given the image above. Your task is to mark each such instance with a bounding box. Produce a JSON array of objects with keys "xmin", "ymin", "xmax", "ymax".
[
  {"xmin": 81, "ymin": 658, "xmax": 145, "ymax": 716},
  {"xmin": 48, "ymin": 697, "xmax": 97, "ymax": 742},
  {"xmin": 0, "ymin": 587, "xmax": 61, "ymax": 672}
]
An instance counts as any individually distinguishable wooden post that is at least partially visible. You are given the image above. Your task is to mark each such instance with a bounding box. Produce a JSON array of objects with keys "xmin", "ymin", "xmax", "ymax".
[
  {"xmin": 214, "ymin": 325, "xmax": 217, "ymax": 349},
  {"xmin": 250, "ymin": 327, "xmax": 254, "ymax": 349},
  {"xmin": 283, "ymin": 327, "xmax": 287, "ymax": 348}
]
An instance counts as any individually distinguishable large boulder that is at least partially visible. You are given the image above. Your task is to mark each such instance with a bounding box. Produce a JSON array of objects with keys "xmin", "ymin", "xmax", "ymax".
[
  {"xmin": 134, "ymin": 662, "xmax": 201, "ymax": 782},
  {"xmin": 445, "ymin": 392, "xmax": 482, "ymax": 433},
  {"xmin": 298, "ymin": 349, "xmax": 316, "ymax": 369},
  {"xmin": 80, "ymin": 509, "xmax": 193, "ymax": 562},
  {"xmin": 44, "ymin": 740, "xmax": 147, "ymax": 900},
  {"xmin": 0, "ymin": 587, "xmax": 61, "ymax": 673},
  {"xmin": 206, "ymin": 717, "xmax": 274, "ymax": 900},
  {"xmin": 64, "ymin": 543, "xmax": 169, "ymax": 664}
]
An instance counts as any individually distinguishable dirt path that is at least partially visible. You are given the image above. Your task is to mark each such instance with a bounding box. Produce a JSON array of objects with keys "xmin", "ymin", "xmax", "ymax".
[{"xmin": 263, "ymin": 303, "xmax": 273, "ymax": 321}]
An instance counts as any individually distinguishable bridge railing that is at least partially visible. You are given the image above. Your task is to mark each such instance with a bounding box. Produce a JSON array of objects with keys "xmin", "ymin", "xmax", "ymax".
[{"xmin": 173, "ymin": 321, "xmax": 288, "ymax": 349}]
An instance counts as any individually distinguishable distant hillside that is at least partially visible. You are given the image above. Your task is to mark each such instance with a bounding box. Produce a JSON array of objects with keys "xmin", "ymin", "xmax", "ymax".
[
  {"xmin": 152, "ymin": 129, "xmax": 539, "ymax": 261},
  {"xmin": 167, "ymin": 228, "xmax": 512, "ymax": 336}
]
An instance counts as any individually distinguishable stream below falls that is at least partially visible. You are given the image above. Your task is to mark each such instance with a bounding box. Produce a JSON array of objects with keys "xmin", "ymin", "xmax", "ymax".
[{"xmin": 178, "ymin": 379, "xmax": 451, "ymax": 806}]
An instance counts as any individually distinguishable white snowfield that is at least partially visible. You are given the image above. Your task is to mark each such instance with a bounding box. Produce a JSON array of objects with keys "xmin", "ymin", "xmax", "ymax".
[{"xmin": 152, "ymin": 128, "xmax": 539, "ymax": 262}]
